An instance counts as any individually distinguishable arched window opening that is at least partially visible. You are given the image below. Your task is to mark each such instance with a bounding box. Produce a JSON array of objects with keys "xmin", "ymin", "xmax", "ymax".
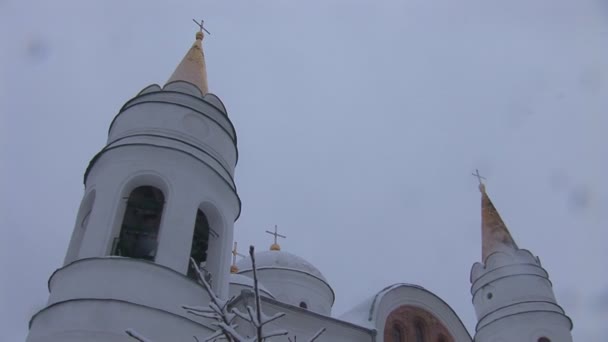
[
  {"xmin": 538, "ymin": 338, "xmax": 551, "ymax": 342},
  {"xmin": 299, "ymin": 301, "xmax": 308, "ymax": 309},
  {"xmin": 415, "ymin": 321, "xmax": 425, "ymax": 342},
  {"xmin": 187, "ymin": 209, "xmax": 211, "ymax": 279},
  {"xmin": 112, "ymin": 186, "xmax": 164, "ymax": 261},
  {"xmin": 392, "ymin": 324, "xmax": 403, "ymax": 342}
]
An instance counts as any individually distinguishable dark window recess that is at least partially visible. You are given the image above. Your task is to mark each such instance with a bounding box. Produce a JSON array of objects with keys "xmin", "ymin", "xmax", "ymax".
[
  {"xmin": 538, "ymin": 338, "xmax": 551, "ymax": 342},
  {"xmin": 112, "ymin": 186, "xmax": 164, "ymax": 261},
  {"xmin": 299, "ymin": 302, "xmax": 308, "ymax": 309},
  {"xmin": 188, "ymin": 209, "xmax": 211, "ymax": 279},
  {"xmin": 415, "ymin": 322, "xmax": 425, "ymax": 342},
  {"xmin": 392, "ymin": 324, "xmax": 403, "ymax": 342}
]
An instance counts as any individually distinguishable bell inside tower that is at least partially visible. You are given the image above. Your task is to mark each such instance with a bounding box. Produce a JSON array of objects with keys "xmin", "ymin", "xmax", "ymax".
[{"xmin": 112, "ymin": 186, "xmax": 165, "ymax": 261}]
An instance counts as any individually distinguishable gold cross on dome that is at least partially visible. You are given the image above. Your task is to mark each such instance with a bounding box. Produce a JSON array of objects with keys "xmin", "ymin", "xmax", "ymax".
[
  {"xmin": 230, "ymin": 241, "xmax": 244, "ymax": 273},
  {"xmin": 265, "ymin": 225, "xmax": 286, "ymax": 251}
]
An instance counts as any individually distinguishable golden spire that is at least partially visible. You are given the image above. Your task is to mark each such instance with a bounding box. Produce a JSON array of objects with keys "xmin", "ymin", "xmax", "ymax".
[
  {"xmin": 230, "ymin": 241, "xmax": 243, "ymax": 273},
  {"xmin": 473, "ymin": 170, "xmax": 518, "ymax": 261},
  {"xmin": 265, "ymin": 225, "xmax": 286, "ymax": 251},
  {"xmin": 166, "ymin": 20, "xmax": 210, "ymax": 95}
]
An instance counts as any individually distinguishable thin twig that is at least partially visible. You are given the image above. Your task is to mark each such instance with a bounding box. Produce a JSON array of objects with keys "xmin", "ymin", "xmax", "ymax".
[
  {"xmin": 308, "ymin": 327, "xmax": 327, "ymax": 342},
  {"xmin": 250, "ymin": 245, "xmax": 264, "ymax": 341}
]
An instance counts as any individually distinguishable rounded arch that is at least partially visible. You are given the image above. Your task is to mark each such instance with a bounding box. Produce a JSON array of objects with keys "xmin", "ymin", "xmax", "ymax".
[
  {"xmin": 190, "ymin": 201, "xmax": 227, "ymax": 286},
  {"xmin": 390, "ymin": 322, "xmax": 405, "ymax": 342},
  {"xmin": 112, "ymin": 186, "xmax": 165, "ymax": 261},
  {"xmin": 64, "ymin": 189, "xmax": 97, "ymax": 265},
  {"xmin": 198, "ymin": 201, "xmax": 226, "ymax": 238},
  {"xmin": 384, "ymin": 307, "xmax": 450, "ymax": 342},
  {"xmin": 340, "ymin": 284, "xmax": 470, "ymax": 341},
  {"xmin": 120, "ymin": 171, "xmax": 171, "ymax": 198},
  {"xmin": 413, "ymin": 318, "xmax": 428, "ymax": 342},
  {"xmin": 187, "ymin": 208, "xmax": 211, "ymax": 279},
  {"xmin": 107, "ymin": 171, "xmax": 172, "ymax": 255}
]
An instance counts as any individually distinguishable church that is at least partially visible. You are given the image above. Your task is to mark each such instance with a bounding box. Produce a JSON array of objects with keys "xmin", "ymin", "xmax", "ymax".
[{"xmin": 26, "ymin": 27, "xmax": 573, "ymax": 342}]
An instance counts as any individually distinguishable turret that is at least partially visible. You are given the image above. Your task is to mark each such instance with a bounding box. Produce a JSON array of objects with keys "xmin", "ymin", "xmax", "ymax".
[
  {"xmin": 470, "ymin": 179, "xmax": 573, "ymax": 342},
  {"xmin": 28, "ymin": 27, "xmax": 240, "ymax": 341}
]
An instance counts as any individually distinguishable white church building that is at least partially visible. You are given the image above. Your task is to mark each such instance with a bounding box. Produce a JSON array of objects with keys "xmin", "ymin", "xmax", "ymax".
[{"xmin": 26, "ymin": 28, "xmax": 573, "ymax": 342}]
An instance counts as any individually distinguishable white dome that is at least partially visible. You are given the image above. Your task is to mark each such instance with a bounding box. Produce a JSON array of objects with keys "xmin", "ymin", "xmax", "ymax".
[
  {"xmin": 229, "ymin": 273, "xmax": 273, "ymax": 298},
  {"xmin": 236, "ymin": 250, "xmax": 327, "ymax": 282},
  {"xmin": 235, "ymin": 250, "xmax": 334, "ymax": 315}
]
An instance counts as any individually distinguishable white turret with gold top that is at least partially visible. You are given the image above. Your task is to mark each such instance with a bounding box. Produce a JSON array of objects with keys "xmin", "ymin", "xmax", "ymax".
[
  {"xmin": 27, "ymin": 27, "xmax": 240, "ymax": 341},
  {"xmin": 470, "ymin": 180, "xmax": 573, "ymax": 342}
]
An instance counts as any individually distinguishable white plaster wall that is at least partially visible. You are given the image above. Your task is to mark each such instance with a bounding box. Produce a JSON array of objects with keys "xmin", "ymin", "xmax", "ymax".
[
  {"xmin": 474, "ymin": 311, "xmax": 573, "ymax": 342},
  {"xmin": 472, "ymin": 263, "xmax": 555, "ymax": 314},
  {"xmin": 471, "ymin": 250, "xmax": 573, "ymax": 342},
  {"xmin": 63, "ymin": 189, "xmax": 96, "ymax": 265},
  {"xmin": 47, "ymin": 258, "xmax": 213, "ymax": 317},
  {"xmin": 237, "ymin": 268, "xmax": 334, "ymax": 316},
  {"xmin": 77, "ymin": 146, "xmax": 237, "ymax": 297},
  {"xmin": 473, "ymin": 273, "xmax": 561, "ymax": 326},
  {"xmin": 164, "ymin": 81, "xmax": 203, "ymax": 97},
  {"xmin": 109, "ymin": 102, "xmax": 236, "ymax": 177},
  {"xmin": 137, "ymin": 84, "xmax": 161, "ymax": 95},
  {"xmin": 111, "ymin": 92, "xmax": 237, "ymax": 170},
  {"xmin": 233, "ymin": 295, "xmax": 373, "ymax": 342},
  {"xmin": 27, "ymin": 299, "xmax": 213, "ymax": 342},
  {"xmin": 229, "ymin": 274, "xmax": 274, "ymax": 299}
]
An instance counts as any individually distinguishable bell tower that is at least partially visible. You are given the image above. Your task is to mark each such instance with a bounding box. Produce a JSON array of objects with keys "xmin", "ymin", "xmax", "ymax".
[
  {"xmin": 27, "ymin": 27, "xmax": 240, "ymax": 341},
  {"xmin": 469, "ymin": 178, "xmax": 573, "ymax": 342}
]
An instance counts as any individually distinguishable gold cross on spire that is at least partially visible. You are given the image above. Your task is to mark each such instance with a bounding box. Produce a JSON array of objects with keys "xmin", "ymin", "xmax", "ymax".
[
  {"xmin": 230, "ymin": 241, "xmax": 244, "ymax": 273},
  {"xmin": 265, "ymin": 225, "xmax": 286, "ymax": 251},
  {"xmin": 192, "ymin": 18, "xmax": 211, "ymax": 35},
  {"xmin": 472, "ymin": 169, "xmax": 487, "ymax": 192}
]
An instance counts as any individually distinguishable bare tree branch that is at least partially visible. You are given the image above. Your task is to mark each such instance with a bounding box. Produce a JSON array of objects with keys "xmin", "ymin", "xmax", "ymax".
[
  {"xmin": 307, "ymin": 328, "xmax": 327, "ymax": 342},
  {"xmin": 127, "ymin": 246, "xmax": 326, "ymax": 342},
  {"xmin": 249, "ymin": 245, "xmax": 264, "ymax": 341},
  {"xmin": 259, "ymin": 312, "xmax": 286, "ymax": 326},
  {"xmin": 187, "ymin": 257, "xmax": 239, "ymax": 342}
]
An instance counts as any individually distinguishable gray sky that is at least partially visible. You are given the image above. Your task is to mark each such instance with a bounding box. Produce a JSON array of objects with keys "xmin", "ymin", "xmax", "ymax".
[{"xmin": 1, "ymin": 0, "xmax": 607, "ymax": 340}]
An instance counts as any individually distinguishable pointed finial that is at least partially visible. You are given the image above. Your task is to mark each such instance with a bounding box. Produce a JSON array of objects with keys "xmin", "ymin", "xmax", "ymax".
[
  {"xmin": 472, "ymin": 169, "xmax": 487, "ymax": 193},
  {"xmin": 265, "ymin": 225, "xmax": 286, "ymax": 251},
  {"xmin": 474, "ymin": 171, "xmax": 519, "ymax": 261},
  {"xmin": 230, "ymin": 241, "xmax": 244, "ymax": 273},
  {"xmin": 166, "ymin": 21, "xmax": 210, "ymax": 95}
]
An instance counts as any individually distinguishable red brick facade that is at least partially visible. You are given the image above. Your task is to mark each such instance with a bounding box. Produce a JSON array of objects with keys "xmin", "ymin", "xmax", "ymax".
[{"xmin": 383, "ymin": 305, "xmax": 453, "ymax": 342}]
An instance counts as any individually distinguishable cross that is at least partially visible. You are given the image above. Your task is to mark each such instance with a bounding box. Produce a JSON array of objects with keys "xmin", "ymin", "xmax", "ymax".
[
  {"xmin": 192, "ymin": 18, "xmax": 211, "ymax": 35},
  {"xmin": 231, "ymin": 241, "xmax": 244, "ymax": 266},
  {"xmin": 265, "ymin": 225, "xmax": 286, "ymax": 245},
  {"xmin": 471, "ymin": 169, "xmax": 486, "ymax": 185}
]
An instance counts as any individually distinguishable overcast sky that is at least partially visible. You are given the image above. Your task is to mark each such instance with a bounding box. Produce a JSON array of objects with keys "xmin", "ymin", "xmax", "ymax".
[{"xmin": 1, "ymin": 0, "xmax": 607, "ymax": 340}]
